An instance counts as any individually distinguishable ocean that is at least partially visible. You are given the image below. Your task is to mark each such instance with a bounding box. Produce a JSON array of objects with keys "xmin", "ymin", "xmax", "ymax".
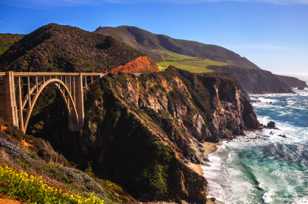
[{"xmin": 204, "ymin": 80, "xmax": 308, "ymax": 204}]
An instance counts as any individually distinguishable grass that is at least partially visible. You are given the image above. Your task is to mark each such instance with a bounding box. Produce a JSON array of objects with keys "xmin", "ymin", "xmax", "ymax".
[
  {"xmin": 157, "ymin": 50, "xmax": 227, "ymax": 73},
  {"xmin": 0, "ymin": 34, "xmax": 22, "ymax": 55},
  {"xmin": 0, "ymin": 166, "xmax": 104, "ymax": 204}
]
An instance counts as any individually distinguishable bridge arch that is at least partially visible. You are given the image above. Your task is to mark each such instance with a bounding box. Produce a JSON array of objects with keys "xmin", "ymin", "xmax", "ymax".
[
  {"xmin": 24, "ymin": 78, "xmax": 79, "ymax": 133},
  {"xmin": 0, "ymin": 71, "xmax": 104, "ymax": 133}
]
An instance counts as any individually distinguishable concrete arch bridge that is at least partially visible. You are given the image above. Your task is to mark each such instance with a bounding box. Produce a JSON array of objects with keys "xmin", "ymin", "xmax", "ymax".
[{"xmin": 0, "ymin": 72, "xmax": 104, "ymax": 133}]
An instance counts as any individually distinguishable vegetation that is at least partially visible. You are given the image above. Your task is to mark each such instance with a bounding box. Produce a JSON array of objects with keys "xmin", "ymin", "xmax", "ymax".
[
  {"xmin": 0, "ymin": 24, "xmax": 142, "ymax": 71},
  {"xmin": 0, "ymin": 166, "xmax": 104, "ymax": 204},
  {"xmin": 0, "ymin": 34, "xmax": 22, "ymax": 55},
  {"xmin": 96, "ymin": 26, "xmax": 258, "ymax": 72},
  {"xmin": 157, "ymin": 50, "xmax": 226, "ymax": 73},
  {"xmin": 139, "ymin": 140, "xmax": 174, "ymax": 198}
]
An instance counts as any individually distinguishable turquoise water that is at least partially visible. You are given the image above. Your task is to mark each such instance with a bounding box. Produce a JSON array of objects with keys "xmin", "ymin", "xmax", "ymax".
[{"xmin": 204, "ymin": 88, "xmax": 308, "ymax": 204}]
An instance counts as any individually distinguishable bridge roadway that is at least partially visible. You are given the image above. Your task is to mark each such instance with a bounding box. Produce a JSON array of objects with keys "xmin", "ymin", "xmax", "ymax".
[{"xmin": 0, "ymin": 71, "xmax": 105, "ymax": 133}]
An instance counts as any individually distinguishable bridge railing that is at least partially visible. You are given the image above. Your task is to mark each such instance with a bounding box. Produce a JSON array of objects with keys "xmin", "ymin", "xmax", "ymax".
[
  {"xmin": 0, "ymin": 72, "xmax": 105, "ymax": 77},
  {"xmin": 0, "ymin": 71, "xmax": 106, "ymax": 133}
]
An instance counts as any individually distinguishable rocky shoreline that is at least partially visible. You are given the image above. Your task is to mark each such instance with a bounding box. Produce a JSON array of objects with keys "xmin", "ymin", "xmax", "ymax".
[
  {"xmin": 0, "ymin": 66, "xmax": 261, "ymax": 203},
  {"xmin": 24, "ymin": 67, "xmax": 260, "ymax": 203}
]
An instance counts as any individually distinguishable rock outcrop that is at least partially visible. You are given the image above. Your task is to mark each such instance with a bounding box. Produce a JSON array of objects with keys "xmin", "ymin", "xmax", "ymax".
[
  {"xmin": 8, "ymin": 68, "xmax": 260, "ymax": 203},
  {"xmin": 111, "ymin": 56, "xmax": 159, "ymax": 74},
  {"xmin": 82, "ymin": 68, "xmax": 260, "ymax": 203},
  {"xmin": 27, "ymin": 68, "xmax": 260, "ymax": 203}
]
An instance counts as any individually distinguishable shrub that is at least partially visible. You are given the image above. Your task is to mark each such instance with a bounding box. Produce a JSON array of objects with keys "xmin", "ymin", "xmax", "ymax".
[{"xmin": 0, "ymin": 166, "xmax": 104, "ymax": 204}]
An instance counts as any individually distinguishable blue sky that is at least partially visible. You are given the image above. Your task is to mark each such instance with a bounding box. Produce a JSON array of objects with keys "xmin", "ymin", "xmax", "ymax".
[{"xmin": 0, "ymin": 0, "xmax": 308, "ymax": 75}]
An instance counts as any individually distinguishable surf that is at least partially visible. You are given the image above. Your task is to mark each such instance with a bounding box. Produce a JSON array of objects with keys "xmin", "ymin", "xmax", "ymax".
[{"xmin": 204, "ymin": 88, "xmax": 308, "ymax": 204}]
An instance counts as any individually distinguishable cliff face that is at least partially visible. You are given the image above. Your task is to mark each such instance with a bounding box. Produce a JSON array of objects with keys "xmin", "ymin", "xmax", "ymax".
[
  {"xmin": 79, "ymin": 68, "xmax": 259, "ymax": 203},
  {"xmin": 111, "ymin": 56, "xmax": 159, "ymax": 74},
  {"xmin": 24, "ymin": 68, "xmax": 260, "ymax": 203}
]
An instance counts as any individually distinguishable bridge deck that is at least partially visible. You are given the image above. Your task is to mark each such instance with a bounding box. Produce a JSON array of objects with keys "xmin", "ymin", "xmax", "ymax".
[
  {"xmin": 0, "ymin": 71, "xmax": 105, "ymax": 133},
  {"xmin": 0, "ymin": 72, "xmax": 105, "ymax": 77}
]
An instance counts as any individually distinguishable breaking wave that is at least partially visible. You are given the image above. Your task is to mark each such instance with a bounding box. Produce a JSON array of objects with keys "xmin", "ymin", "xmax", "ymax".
[{"xmin": 204, "ymin": 87, "xmax": 308, "ymax": 204}]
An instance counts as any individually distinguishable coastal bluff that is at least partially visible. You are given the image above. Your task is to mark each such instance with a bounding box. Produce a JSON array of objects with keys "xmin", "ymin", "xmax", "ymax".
[{"xmin": 28, "ymin": 68, "xmax": 260, "ymax": 203}]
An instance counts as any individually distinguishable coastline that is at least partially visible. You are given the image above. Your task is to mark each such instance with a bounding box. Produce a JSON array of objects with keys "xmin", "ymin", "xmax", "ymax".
[
  {"xmin": 186, "ymin": 142, "xmax": 221, "ymax": 204},
  {"xmin": 202, "ymin": 87, "xmax": 308, "ymax": 204},
  {"xmin": 187, "ymin": 142, "xmax": 218, "ymax": 177},
  {"xmin": 203, "ymin": 142, "xmax": 221, "ymax": 204},
  {"xmin": 183, "ymin": 141, "xmax": 219, "ymax": 204},
  {"xmin": 186, "ymin": 141, "xmax": 220, "ymax": 203}
]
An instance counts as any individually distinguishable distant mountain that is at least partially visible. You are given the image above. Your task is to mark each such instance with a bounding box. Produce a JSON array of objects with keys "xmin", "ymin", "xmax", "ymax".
[
  {"xmin": 96, "ymin": 26, "xmax": 307, "ymax": 93},
  {"xmin": 0, "ymin": 24, "xmax": 306, "ymax": 93},
  {"xmin": 0, "ymin": 24, "xmax": 142, "ymax": 72},
  {"xmin": 95, "ymin": 26, "xmax": 258, "ymax": 71},
  {"xmin": 212, "ymin": 66, "xmax": 307, "ymax": 93},
  {"xmin": 0, "ymin": 33, "xmax": 22, "ymax": 56}
]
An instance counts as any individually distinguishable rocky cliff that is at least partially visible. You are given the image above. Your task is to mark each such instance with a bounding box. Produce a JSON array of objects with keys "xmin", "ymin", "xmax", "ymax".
[
  {"xmin": 26, "ymin": 68, "xmax": 260, "ymax": 203},
  {"xmin": 111, "ymin": 56, "xmax": 159, "ymax": 74}
]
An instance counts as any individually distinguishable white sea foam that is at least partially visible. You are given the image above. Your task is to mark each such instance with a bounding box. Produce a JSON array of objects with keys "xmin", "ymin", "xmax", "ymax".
[
  {"xmin": 204, "ymin": 90, "xmax": 308, "ymax": 204},
  {"xmin": 293, "ymin": 197, "xmax": 308, "ymax": 204},
  {"xmin": 204, "ymin": 128, "xmax": 308, "ymax": 203}
]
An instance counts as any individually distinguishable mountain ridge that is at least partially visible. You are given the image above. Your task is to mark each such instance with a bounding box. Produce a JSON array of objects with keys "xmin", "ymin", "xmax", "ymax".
[
  {"xmin": 95, "ymin": 25, "xmax": 259, "ymax": 69},
  {"xmin": 0, "ymin": 23, "xmax": 306, "ymax": 93},
  {"xmin": 96, "ymin": 25, "xmax": 307, "ymax": 93},
  {"xmin": 0, "ymin": 24, "xmax": 142, "ymax": 72}
]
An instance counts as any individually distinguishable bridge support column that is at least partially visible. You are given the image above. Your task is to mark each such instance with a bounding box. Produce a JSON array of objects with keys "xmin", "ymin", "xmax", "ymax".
[
  {"xmin": 2, "ymin": 72, "xmax": 19, "ymax": 128},
  {"xmin": 75, "ymin": 74, "xmax": 85, "ymax": 129}
]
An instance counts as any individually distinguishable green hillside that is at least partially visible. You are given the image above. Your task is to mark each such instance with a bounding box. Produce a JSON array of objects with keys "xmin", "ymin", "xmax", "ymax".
[
  {"xmin": 0, "ymin": 34, "xmax": 22, "ymax": 55},
  {"xmin": 157, "ymin": 50, "xmax": 226, "ymax": 73},
  {"xmin": 96, "ymin": 26, "xmax": 258, "ymax": 73}
]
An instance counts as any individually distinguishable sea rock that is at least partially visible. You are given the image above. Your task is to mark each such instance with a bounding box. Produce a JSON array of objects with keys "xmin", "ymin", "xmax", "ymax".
[
  {"xmin": 266, "ymin": 121, "xmax": 277, "ymax": 129},
  {"xmin": 279, "ymin": 134, "xmax": 287, "ymax": 138}
]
